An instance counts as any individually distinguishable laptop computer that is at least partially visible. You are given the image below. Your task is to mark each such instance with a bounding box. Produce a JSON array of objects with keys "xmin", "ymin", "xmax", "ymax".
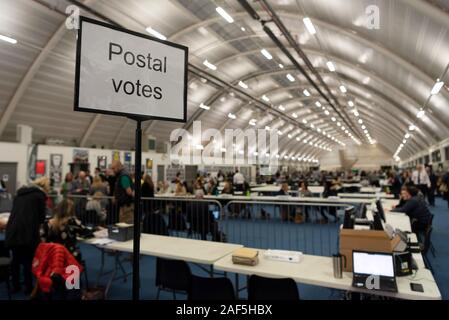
[{"xmin": 352, "ymin": 250, "xmax": 398, "ymax": 293}]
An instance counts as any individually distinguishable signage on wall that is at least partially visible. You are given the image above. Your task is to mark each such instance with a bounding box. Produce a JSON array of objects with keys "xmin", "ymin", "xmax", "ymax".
[
  {"xmin": 35, "ymin": 160, "xmax": 46, "ymax": 177},
  {"xmin": 50, "ymin": 154, "xmax": 63, "ymax": 187},
  {"xmin": 73, "ymin": 149, "xmax": 89, "ymax": 163},
  {"xmin": 112, "ymin": 150, "xmax": 121, "ymax": 162},
  {"xmin": 74, "ymin": 16, "xmax": 188, "ymax": 121}
]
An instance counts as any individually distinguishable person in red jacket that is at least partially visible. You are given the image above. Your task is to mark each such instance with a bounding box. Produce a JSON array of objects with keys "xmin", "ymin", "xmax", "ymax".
[{"xmin": 32, "ymin": 242, "xmax": 83, "ymax": 295}]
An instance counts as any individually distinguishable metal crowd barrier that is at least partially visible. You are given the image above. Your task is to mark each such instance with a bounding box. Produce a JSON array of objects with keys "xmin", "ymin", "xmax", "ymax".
[{"xmin": 45, "ymin": 194, "xmax": 359, "ymax": 258}]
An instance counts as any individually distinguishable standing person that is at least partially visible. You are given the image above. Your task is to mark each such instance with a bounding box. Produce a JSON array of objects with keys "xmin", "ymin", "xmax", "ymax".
[
  {"xmin": 60, "ymin": 172, "xmax": 74, "ymax": 198},
  {"xmin": 412, "ymin": 165, "xmax": 431, "ymax": 201},
  {"xmin": 141, "ymin": 174, "xmax": 155, "ymax": 215},
  {"xmin": 388, "ymin": 171, "xmax": 402, "ymax": 199},
  {"xmin": 111, "ymin": 160, "xmax": 134, "ymax": 224},
  {"xmin": 427, "ymin": 166, "xmax": 437, "ymax": 207},
  {"xmin": 233, "ymin": 169, "xmax": 245, "ymax": 192},
  {"xmin": 5, "ymin": 177, "xmax": 49, "ymax": 294},
  {"xmin": 71, "ymin": 171, "xmax": 91, "ymax": 217},
  {"xmin": 443, "ymin": 168, "xmax": 449, "ymax": 209}
]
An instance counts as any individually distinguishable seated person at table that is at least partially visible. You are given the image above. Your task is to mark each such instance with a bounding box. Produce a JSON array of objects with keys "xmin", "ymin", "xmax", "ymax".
[
  {"xmin": 174, "ymin": 181, "xmax": 187, "ymax": 196},
  {"xmin": 186, "ymin": 190, "xmax": 224, "ymax": 242},
  {"xmin": 298, "ymin": 181, "xmax": 312, "ymax": 197},
  {"xmin": 391, "ymin": 185, "xmax": 432, "ymax": 234},
  {"xmin": 222, "ymin": 181, "xmax": 233, "ymax": 195},
  {"xmin": 85, "ymin": 191, "xmax": 107, "ymax": 223},
  {"xmin": 278, "ymin": 182, "xmax": 289, "ymax": 196},
  {"xmin": 40, "ymin": 199, "xmax": 92, "ymax": 262},
  {"xmin": 206, "ymin": 180, "xmax": 219, "ymax": 196}
]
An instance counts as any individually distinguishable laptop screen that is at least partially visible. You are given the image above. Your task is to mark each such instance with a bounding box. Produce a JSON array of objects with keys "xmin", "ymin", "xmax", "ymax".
[{"xmin": 353, "ymin": 251, "xmax": 395, "ymax": 277}]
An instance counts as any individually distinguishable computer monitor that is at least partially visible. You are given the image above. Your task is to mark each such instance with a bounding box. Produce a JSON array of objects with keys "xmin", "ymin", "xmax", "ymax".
[
  {"xmin": 358, "ymin": 203, "xmax": 367, "ymax": 218},
  {"xmin": 372, "ymin": 211, "xmax": 384, "ymax": 231},
  {"xmin": 352, "ymin": 251, "xmax": 395, "ymax": 277},
  {"xmin": 375, "ymin": 200, "xmax": 386, "ymax": 222},
  {"xmin": 343, "ymin": 206, "xmax": 355, "ymax": 229}
]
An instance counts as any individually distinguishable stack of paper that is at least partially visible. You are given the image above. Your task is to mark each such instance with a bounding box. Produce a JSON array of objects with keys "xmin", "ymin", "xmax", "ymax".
[{"xmin": 263, "ymin": 250, "xmax": 303, "ymax": 263}]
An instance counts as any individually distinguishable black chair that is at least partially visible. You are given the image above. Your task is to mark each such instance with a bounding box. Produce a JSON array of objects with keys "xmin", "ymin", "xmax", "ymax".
[
  {"xmin": 81, "ymin": 209, "xmax": 99, "ymax": 226},
  {"xmin": 189, "ymin": 275, "xmax": 235, "ymax": 300},
  {"xmin": 247, "ymin": 275, "xmax": 299, "ymax": 300},
  {"xmin": 155, "ymin": 258, "xmax": 191, "ymax": 300},
  {"xmin": 0, "ymin": 241, "xmax": 11, "ymax": 300},
  {"xmin": 143, "ymin": 213, "xmax": 169, "ymax": 236},
  {"xmin": 345, "ymin": 186, "xmax": 360, "ymax": 193}
]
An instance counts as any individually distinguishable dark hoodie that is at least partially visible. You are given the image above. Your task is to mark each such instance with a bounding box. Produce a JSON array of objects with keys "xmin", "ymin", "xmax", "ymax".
[{"xmin": 5, "ymin": 185, "xmax": 46, "ymax": 248}]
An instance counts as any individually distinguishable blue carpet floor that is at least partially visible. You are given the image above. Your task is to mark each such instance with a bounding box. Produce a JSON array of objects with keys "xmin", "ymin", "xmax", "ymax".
[{"xmin": 1, "ymin": 198, "xmax": 448, "ymax": 300}]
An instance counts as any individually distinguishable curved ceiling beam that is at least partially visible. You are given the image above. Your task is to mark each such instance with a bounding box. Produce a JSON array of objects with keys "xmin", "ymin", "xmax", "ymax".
[
  {"xmin": 183, "ymin": 10, "xmax": 446, "ymax": 102},
  {"xmin": 214, "ymin": 46, "xmax": 449, "ymax": 136},
  {"xmin": 0, "ymin": 20, "xmax": 69, "ymax": 137}
]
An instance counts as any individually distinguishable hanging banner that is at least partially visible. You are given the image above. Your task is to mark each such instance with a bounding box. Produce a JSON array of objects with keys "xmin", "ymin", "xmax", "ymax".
[{"xmin": 74, "ymin": 16, "xmax": 188, "ymax": 122}]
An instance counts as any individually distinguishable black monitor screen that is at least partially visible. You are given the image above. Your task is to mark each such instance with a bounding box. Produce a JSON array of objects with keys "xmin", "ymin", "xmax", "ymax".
[
  {"xmin": 372, "ymin": 211, "xmax": 384, "ymax": 231},
  {"xmin": 343, "ymin": 206, "xmax": 355, "ymax": 229},
  {"xmin": 376, "ymin": 200, "xmax": 386, "ymax": 222}
]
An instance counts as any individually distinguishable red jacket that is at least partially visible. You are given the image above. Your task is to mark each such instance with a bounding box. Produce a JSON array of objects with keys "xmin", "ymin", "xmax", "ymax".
[{"xmin": 32, "ymin": 243, "xmax": 83, "ymax": 293}]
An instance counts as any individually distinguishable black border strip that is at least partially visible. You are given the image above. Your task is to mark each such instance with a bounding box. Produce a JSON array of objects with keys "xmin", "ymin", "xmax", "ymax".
[{"xmin": 74, "ymin": 16, "xmax": 188, "ymax": 123}]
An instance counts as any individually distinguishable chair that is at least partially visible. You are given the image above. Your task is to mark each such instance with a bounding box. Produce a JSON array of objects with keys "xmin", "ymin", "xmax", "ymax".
[
  {"xmin": 0, "ymin": 241, "xmax": 11, "ymax": 300},
  {"xmin": 189, "ymin": 275, "xmax": 235, "ymax": 300},
  {"xmin": 155, "ymin": 258, "xmax": 191, "ymax": 300},
  {"xmin": 143, "ymin": 213, "xmax": 169, "ymax": 236},
  {"xmin": 247, "ymin": 275, "xmax": 300, "ymax": 300},
  {"xmin": 81, "ymin": 209, "xmax": 99, "ymax": 226}
]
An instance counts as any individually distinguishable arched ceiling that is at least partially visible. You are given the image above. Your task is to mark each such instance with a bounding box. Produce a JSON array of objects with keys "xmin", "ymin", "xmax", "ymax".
[{"xmin": 0, "ymin": 0, "xmax": 448, "ymax": 164}]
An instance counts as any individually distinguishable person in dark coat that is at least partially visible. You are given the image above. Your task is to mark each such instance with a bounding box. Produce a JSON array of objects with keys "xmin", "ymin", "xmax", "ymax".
[
  {"xmin": 5, "ymin": 177, "xmax": 49, "ymax": 294},
  {"xmin": 141, "ymin": 174, "xmax": 155, "ymax": 215}
]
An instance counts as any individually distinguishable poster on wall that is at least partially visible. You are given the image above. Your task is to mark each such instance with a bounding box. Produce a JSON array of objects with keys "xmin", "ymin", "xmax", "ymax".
[
  {"xmin": 27, "ymin": 144, "xmax": 38, "ymax": 182},
  {"xmin": 35, "ymin": 160, "xmax": 46, "ymax": 177},
  {"xmin": 50, "ymin": 154, "xmax": 63, "ymax": 187},
  {"xmin": 97, "ymin": 156, "xmax": 107, "ymax": 170},
  {"xmin": 73, "ymin": 149, "xmax": 89, "ymax": 163},
  {"xmin": 112, "ymin": 151, "xmax": 121, "ymax": 162},
  {"xmin": 124, "ymin": 152, "xmax": 132, "ymax": 170},
  {"xmin": 146, "ymin": 159, "xmax": 153, "ymax": 176}
]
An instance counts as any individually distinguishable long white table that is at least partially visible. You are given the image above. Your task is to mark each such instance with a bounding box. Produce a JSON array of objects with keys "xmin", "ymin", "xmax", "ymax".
[
  {"xmin": 213, "ymin": 250, "xmax": 441, "ymax": 300},
  {"xmin": 338, "ymin": 193, "xmax": 394, "ymax": 199},
  {"xmin": 155, "ymin": 193, "xmax": 372, "ymax": 205},
  {"xmin": 86, "ymin": 233, "xmax": 243, "ymax": 265},
  {"xmin": 214, "ymin": 197, "xmax": 441, "ymax": 300}
]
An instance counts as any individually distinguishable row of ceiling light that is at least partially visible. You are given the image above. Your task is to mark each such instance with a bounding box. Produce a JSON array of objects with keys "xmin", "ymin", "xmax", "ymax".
[{"xmin": 393, "ymin": 78, "xmax": 446, "ymax": 162}]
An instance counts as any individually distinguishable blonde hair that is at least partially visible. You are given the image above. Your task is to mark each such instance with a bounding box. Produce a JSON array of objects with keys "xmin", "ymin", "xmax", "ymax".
[
  {"xmin": 33, "ymin": 176, "xmax": 50, "ymax": 193},
  {"xmin": 52, "ymin": 198, "xmax": 75, "ymax": 229}
]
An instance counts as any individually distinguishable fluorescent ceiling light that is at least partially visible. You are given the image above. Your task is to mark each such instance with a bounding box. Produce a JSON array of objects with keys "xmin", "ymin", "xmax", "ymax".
[
  {"xmin": 324, "ymin": 110, "xmax": 330, "ymax": 115},
  {"xmin": 145, "ymin": 27, "xmax": 167, "ymax": 40},
  {"xmin": 302, "ymin": 119, "xmax": 308, "ymax": 124},
  {"xmin": 288, "ymin": 134, "xmax": 293, "ymax": 139},
  {"xmin": 277, "ymin": 130, "xmax": 283, "ymax": 135},
  {"xmin": 262, "ymin": 95, "xmax": 270, "ymax": 102},
  {"xmin": 279, "ymin": 64, "xmax": 284, "ymax": 69},
  {"xmin": 361, "ymin": 125, "xmax": 366, "ymax": 129},
  {"xmin": 195, "ymin": 144, "xmax": 204, "ymax": 150},
  {"xmin": 0, "ymin": 34, "xmax": 17, "ymax": 44},
  {"xmin": 303, "ymin": 89, "xmax": 311, "ymax": 97},
  {"xmin": 337, "ymin": 122, "xmax": 341, "ymax": 127},
  {"xmin": 286, "ymin": 73, "xmax": 295, "ymax": 82},
  {"xmin": 203, "ymin": 59, "xmax": 217, "ymax": 71},
  {"xmin": 348, "ymin": 101, "xmax": 354, "ymax": 107},
  {"xmin": 238, "ymin": 81, "xmax": 248, "ymax": 89},
  {"xmin": 326, "ymin": 61, "xmax": 336, "ymax": 72},
  {"xmin": 315, "ymin": 101, "xmax": 321, "ymax": 107},
  {"xmin": 296, "ymin": 137, "xmax": 301, "ymax": 141},
  {"xmin": 431, "ymin": 80, "xmax": 444, "ymax": 95},
  {"xmin": 409, "ymin": 124, "xmax": 416, "ymax": 131},
  {"xmin": 292, "ymin": 113, "xmax": 298, "ymax": 118},
  {"xmin": 405, "ymin": 133, "xmax": 410, "ymax": 139},
  {"xmin": 216, "ymin": 7, "xmax": 234, "ymax": 23},
  {"xmin": 260, "ymin": 48, "xmax": 273, "ymax": 60},
  {"xmin": 278, "ymin": 105, "xmax": 285, "ymax": 111},
  {"xmin": 417, "ymin": 109, "xmax": 425, "ymax": 118},
  {"xmin": 199, "ymin": 103, "xmax": 210, "ymax": 110},
  {"xmin": 331, "ymin": 117, "xmax": 336, "ymax": 122},
  {"xmin": 265, "ymin": 126, "xmax": 271, "ymax": 130},
  {"xmin": 228, "ymin": 113, "xmax": 236, "ymax": 119},
  {"xmin": 339, "ymin": 85, "xmax": 347, "ymax": 93},
  {"xmin": 220, "ymin": 148, "xmax": 226, "ymax": 152},
  {"xmin": 303, "ymin": 17, "xmax": 316, "ymax": 35}
]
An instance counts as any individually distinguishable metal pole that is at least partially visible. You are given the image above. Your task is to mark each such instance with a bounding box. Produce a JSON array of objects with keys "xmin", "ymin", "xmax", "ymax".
[{"xmin": 132, "ymin": 119, "xmax": 142, "ymax": 300}]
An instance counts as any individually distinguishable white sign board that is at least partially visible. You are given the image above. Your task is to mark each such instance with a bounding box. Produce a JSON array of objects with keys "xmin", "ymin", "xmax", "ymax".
[{"xmin": 75, "ymin": 17, "xmax": 188, "ymax": 122}]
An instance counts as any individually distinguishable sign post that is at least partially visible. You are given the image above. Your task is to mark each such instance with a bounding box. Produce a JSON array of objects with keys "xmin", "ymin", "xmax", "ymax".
[{"xmin": 74, "ymin": 16, "xmax": 188, "ymax": 300}]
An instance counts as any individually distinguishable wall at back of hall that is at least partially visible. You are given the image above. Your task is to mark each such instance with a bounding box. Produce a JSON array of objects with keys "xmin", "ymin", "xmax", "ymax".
[
  {"xmin": 319, "ymin": 145, "xmax": 393, "ymax": 171},
  {"xmin": 0, "ymin": 141, "xmax": 169, "ymax": 191}
]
